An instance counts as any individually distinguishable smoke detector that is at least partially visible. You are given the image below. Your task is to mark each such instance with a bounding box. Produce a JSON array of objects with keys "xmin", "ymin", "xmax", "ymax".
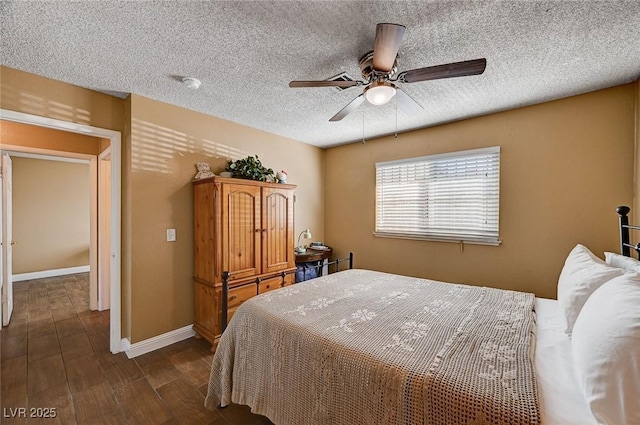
[{"xmin": 182, "ymin": 77, "xmax": 201, "ymax": 90}]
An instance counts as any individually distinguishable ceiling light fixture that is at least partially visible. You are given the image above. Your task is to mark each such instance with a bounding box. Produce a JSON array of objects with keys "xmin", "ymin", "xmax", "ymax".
[
  {"xmin": 364, "ymin": 80, "xmax": 396, "ymax": 105},
  {"xmin": 182, "ymin": 77, "xmax": 201, "ymax": 90}
]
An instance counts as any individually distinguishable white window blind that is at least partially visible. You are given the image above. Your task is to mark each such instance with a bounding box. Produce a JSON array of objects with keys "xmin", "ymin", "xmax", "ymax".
[{"xmin": 375, "ymin": 146, "xmax": 500, "ymax": 245}]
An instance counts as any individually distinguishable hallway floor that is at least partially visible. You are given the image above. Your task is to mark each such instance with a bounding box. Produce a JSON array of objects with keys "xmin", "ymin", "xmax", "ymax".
[{"xmin": 0, "ymin": 274, "xmax": 273, "ymax": 424}]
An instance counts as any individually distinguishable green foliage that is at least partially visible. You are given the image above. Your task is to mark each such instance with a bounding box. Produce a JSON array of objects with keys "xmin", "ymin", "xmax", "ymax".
[{"xmin": 226, "ymin": 155, "xmax": 274, "ymax": 182}]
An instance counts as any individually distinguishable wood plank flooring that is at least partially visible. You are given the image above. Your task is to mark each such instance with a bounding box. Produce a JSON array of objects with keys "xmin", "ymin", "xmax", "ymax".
[{"xmin": 0, "ymin": 274, "xmax": 274, "ymax": 425}]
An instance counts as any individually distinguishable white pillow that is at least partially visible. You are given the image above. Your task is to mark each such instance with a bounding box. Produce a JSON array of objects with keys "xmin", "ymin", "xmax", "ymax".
[
  {"xmin": 571, "ymin": 273, "xmax": 640, "ymax": 425},
  {"xmin": 604, "ymin": 251, "xmax": 640, "ymax": 272},
  {"xmin": 557, "ymin": 244, "xmax": 624, "ymax": 334}
]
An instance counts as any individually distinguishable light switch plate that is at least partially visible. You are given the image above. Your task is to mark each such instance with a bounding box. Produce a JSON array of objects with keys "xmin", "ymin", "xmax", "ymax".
[{"xmin": 166, "ymin": 228, "xmax": 176, "ymax": 242}]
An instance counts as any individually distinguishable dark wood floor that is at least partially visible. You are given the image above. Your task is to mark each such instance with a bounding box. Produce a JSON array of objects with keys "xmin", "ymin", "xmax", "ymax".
[{"xmin": 0, "ymin": 274, "xmax": 273, "ymax": 425}]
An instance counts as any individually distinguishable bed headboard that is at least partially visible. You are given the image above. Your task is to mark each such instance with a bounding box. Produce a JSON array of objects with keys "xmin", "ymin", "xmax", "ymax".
[{"xmin": 616, "ymin": 205, "xmax": 640, "ymax": 258}]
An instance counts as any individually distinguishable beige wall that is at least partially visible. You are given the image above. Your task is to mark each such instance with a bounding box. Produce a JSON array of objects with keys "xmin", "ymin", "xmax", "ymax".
[
  {"xmin": 127, "ymin": 94, "xmax": 324, "ymax": 342},
  {"xmin": 325, "ymin": 84, "xmax": 636, "ymax": 299},
  {"xmin": 12, "ymin": 157, "xmax": 91, "ymax": 274},
  {"xmin": 1, "ymin": 120, "xmax": 101, "ymax": 155},
  {"xmin": 1, "ymin": 66, "xmax": 125, "ymax": 132},
  {"xmin": 122, "ymin": 96, "xmax": 132, "ymax": 342}
]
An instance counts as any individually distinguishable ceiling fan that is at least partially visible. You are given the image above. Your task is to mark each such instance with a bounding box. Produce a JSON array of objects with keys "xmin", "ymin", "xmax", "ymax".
[{"xmin": 289, "ymin": 23, "xmax": 487, "ymax": 122}]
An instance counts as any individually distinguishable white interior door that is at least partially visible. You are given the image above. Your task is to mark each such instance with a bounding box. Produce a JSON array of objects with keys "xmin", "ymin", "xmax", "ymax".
[{"xmin": 2, "ymin": 152, "xmax": 14, "ymax": 325}]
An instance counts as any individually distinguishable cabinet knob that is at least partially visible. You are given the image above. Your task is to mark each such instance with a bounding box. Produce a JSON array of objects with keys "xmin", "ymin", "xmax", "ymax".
[{"xmin": 229, "ymin": 295, "xmax": 237, "ymax": 301}]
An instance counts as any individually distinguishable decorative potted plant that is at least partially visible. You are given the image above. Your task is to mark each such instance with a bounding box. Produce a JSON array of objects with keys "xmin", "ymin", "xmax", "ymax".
[{"xmin": 226, "ymin": 155, "xmax": 275, "ymax": 182}]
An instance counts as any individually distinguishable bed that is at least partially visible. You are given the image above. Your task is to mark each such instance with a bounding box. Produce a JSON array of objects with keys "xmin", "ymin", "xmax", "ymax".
[{"xmin": 205, "ymin": 207, "xmax": 640, "ymax": 425}]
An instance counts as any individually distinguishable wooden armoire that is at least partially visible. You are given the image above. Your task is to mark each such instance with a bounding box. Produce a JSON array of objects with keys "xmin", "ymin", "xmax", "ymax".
[{"xmin": 192, "ymin": 176, "xmax": 297, "ymax": 350}]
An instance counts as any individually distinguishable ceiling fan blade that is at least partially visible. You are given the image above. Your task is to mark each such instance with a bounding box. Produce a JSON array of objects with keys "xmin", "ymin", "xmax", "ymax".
[
  {"xmin": 329, "ymin": 94, "xmax": 365, "ymax": 122},
  {"xmin": 372, "ymin": 23, "xmax": 406, "ymax": 73},
  {"xmin": 398, "ymin": 58, "xmax": 487, "ymax": 83},
  {"xmin": 395, "ymin": 88, "xmax": 423, "ymax": 116},
  {"xmin": 289, "ymin": 80, "xmax": 362, "ymax": 88}
]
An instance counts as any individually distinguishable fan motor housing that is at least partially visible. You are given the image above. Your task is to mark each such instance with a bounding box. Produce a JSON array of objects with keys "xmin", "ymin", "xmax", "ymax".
[{"xmin": 359, "ymin": 50, "xmax": 398, "ymax": 80}]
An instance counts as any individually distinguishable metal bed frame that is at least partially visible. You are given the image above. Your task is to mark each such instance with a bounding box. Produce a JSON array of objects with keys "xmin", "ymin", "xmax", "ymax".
[
  {"xmin": 617, "ymin": 205, "xmax": 639, "ymax": 258},
  {"xmin": 220, "ymin": 252, "xmax": 354, "ymax": 332}
]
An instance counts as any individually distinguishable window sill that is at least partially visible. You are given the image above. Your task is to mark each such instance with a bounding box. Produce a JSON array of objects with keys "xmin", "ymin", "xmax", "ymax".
[{"xmin": 373, "ymin": 232, "xmax": 502, "ymax": 246}]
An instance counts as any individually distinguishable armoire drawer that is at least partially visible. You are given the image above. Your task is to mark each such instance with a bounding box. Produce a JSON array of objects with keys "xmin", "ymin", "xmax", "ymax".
[
  {"xmin": 227, "ymin": 283, "xmax": 257, "ymax": 309},
  {"xmin": 258, "ymin": 276, "xmax": 283, "ymax": 294}
]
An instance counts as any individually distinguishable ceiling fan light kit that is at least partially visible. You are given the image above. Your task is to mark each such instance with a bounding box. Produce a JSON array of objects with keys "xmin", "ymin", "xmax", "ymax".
[
  {"xmin": 289, "ymin": 23, "xmax": 487, "ymax": 122},
  {"xmin": 364, "ymin": 81, "xmax": 396, "ymax": 105}
]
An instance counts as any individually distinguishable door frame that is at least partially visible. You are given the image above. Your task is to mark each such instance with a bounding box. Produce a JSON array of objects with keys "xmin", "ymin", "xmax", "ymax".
[
  {"xmin": 0, "ymin": 165, "xmax": 2, "ymax": 325},
  {"xmin": 0, "ymin": 109, "xmax": 122, "ymax": 354},
  {"xmin": 0, "ymin": 152, "xmax": 95, "ymax": 310},
  {"xmin": 98, "ymin": 147, "xmax": 112, "ymax": 311},
  {"xmin": 4, "ymin": 151, "xmax": 98, "ymax": 310},
  {"xmin": 1, "ymin": 153, "xmax": 12, "ymax": 325}
]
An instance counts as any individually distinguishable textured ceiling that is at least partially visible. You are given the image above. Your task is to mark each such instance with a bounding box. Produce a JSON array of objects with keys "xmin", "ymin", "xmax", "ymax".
[{"xmin": 1, "ymin": 1, "xmax": 639, "ymax": 148}]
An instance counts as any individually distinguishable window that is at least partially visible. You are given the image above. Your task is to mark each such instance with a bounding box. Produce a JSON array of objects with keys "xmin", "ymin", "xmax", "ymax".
[{"xmin": 375, "ymin": 146, "xmax": 500, "ymax": 245}]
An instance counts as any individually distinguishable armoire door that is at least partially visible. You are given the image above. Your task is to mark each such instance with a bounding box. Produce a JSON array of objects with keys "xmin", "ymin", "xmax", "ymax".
[
  {"xmin": 262, "ymin": 187, "xmax": 294, "ymax": 273},
  {"xmin": 221, "ymin": 183, "xmax": 261, "ymax": 280}
]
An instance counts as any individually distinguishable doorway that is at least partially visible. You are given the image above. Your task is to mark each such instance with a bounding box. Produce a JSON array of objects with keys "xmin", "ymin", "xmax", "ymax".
[
  {"xmin": 7, "ymin": 153, "xmax": 101, "ymax": 306},
  {"xmin": 0, "ymin": 109, "xmax": 122, "ymax": 353}
]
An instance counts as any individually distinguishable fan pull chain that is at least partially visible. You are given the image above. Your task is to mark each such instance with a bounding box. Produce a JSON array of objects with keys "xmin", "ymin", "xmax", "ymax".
[
  {"xmin": 362, "ymin": 112, "xmax": 366, "ymax": 144},
  {"xmin": 394, "ymin": 96, "xmax": 398, "ymax": 139}
]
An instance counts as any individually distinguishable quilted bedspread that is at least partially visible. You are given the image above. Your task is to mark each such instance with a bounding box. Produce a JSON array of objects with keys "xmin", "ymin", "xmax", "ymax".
[{"xmin": 205, "ymin": 269, "xmax": 539, "ymax": 425}]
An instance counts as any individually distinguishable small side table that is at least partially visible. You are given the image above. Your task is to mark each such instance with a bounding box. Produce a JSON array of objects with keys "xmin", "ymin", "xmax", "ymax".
[{"xmin": 295, "ymin": 247, "xmax": 333, "ymax": 282}]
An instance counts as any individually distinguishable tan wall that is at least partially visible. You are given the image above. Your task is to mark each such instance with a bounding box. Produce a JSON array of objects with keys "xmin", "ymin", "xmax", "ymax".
[
  {"xmin": 122, "ymin": 96, "xmax": 132, "ymax": 341},
  {"xmin": 12, "ymin": 157, "xmax": 90, "ymax": 274},
  {"xmin": 127, "ymin": 94, "xmax": 324, "ymax": 342},
  {"xmin": 1, "ymin": 66, "xmax": 125, "ymax": 132},
  {"xmin": 1, "ymin": 120, "xmax": 101, "ymax": 155},
  {"xmin": 325, "ymin": 84, "xmax": 636, "ymax": 299},
  {"xmin": 99, "ymin": 138, "xmax": 111, "ymax": 154}
]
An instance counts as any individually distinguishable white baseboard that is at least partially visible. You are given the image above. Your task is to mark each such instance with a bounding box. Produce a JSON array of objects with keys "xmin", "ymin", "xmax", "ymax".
[
  {"xmin": 122, "ymin": 324, "xmax": 196, "ymax": 359},
  {"xmin": 13, "ymin": 265, "xmax": 90, "ymax": 282},
  {"xmin": 120, "ymin": 338, "xmax": 131, "ymax": 354}
]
